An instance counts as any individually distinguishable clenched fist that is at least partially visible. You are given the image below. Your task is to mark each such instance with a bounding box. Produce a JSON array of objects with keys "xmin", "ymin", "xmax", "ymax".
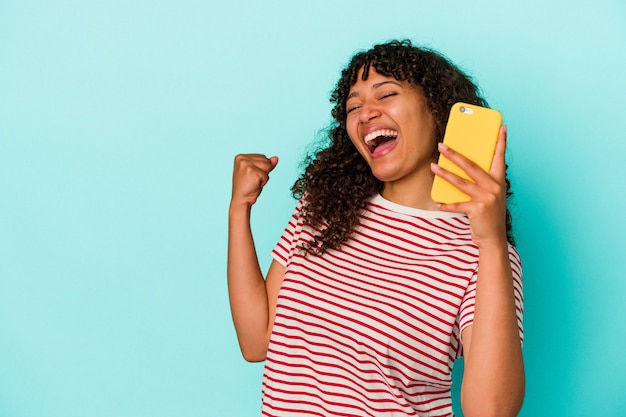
[{"xmin": 231, "ymin": 154, "xmax": 279, "ymax": 207}]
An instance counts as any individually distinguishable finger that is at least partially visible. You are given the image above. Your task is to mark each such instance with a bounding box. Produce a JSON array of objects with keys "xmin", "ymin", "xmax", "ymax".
[
  {"xmin": 437, "ymin": 142, "xmax": 486, "ymax": 180},
  {"xmin": 435, "ymin": 142, "xmax": 493, "ymax": 190},
  {"xmin": 436, "ymin": 201, "xmax": 468, "ymax": 214},
  {"xmin": 234, "ymin": 154, "xmax": 277, "ymax": 174},
  {"xmin": 490, "ymin": 125, "xmax": 507, "ymax": 182},
  {"xmin": 231, "ymin": 154, "xmax": 281, "ymax": 207},
  {"xmin": 430, "ymin": 161, "xmax": 479, "ymax": 197},
  {"xmin": 232, "ymin": 154, "xmax": 272, "ymax": 189},
  {"xmin": 257, "ymin": 156, "xmax": 278, "ymax": 186},
  {"xmin": 252, "ymin": 154, "xmax": 279, "ymax": 175}
]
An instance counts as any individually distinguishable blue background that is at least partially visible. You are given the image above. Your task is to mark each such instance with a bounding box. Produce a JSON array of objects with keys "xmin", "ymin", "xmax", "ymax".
[{"xmin": 1, "ymin": 1, "xmax": 625, "ymax": 416}]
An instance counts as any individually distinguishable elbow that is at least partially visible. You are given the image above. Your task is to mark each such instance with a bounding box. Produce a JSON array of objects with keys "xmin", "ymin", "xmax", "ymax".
[
  {"xmin": 242, "ymin": 352, "xmax": 266, "ymax": 363},
  {"xmin": 234, "ymin": 329, "xmax": 271, "ymax": 362},
  {"xmin": 461, "ymin": 381, "xmax": 525, "ymax": 417},
  {"xmin": 462, "ymin": 397, "xmax": 525, "ymax": 417},
  {"xmin": 240, "ymin": 345, "xmax": 267, "ymax": 363},
  {"xmin": 463, "ymin": 404, "xmax": 523, "ymax": 417}
]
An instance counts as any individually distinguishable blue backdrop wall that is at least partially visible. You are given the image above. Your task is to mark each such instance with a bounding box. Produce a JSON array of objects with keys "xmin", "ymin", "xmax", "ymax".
[{"xmin": 1, "ymin": 1, "xmax": 625, "ymax": 416}]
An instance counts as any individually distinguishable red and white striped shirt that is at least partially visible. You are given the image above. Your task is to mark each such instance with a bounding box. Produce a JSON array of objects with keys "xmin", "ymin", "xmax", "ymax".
[{"xmin": 263, "ymin": 194, "xmax": 523, "ymax": 416}]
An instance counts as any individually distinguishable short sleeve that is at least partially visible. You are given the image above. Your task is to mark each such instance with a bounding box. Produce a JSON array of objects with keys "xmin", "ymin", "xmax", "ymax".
[
  {"xmin": 457, "ymin": 245, "xmax": 524, "ymax": 353},
  {"xmin": 270, "ymin": 201, "xmax": 304, "ymax": 267},
  {"xmin": 458, "ymin": 269, "xmax": 478, "ymax": 336},
  {"xmin": 510, "ymin": 247, "xmax": 524, "ymax": 343}
]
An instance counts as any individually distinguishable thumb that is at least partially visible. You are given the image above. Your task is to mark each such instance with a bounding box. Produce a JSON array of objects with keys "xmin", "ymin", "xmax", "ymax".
[{"xmin": 268, "ymin": 156, "xmax": 279, "ymax": 171}]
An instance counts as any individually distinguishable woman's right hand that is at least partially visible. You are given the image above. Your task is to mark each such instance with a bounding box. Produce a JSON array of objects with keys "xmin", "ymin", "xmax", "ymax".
[{"xmin": 231, "ymin": 154, "xmax": 279, "ymax": 207}]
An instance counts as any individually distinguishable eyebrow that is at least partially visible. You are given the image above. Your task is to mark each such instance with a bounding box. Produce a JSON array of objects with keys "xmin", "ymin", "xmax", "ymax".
[{"xmin": 347, "ymin": 80, "xmax": 403, "ymax": 100}]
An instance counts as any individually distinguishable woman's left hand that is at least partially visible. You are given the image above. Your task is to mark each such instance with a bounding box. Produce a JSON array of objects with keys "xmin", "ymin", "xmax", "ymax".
[{"xmin": 430, "ymin": 125, "xmax": 508, "ymax": 249}]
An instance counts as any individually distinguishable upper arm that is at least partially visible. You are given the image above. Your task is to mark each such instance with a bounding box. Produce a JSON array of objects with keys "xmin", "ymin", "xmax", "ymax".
[{"xmin": 265, "ymin": 259, "xmax": 286, "ymax": 338}]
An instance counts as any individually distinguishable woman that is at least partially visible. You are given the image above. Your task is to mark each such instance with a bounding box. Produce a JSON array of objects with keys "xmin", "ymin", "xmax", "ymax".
[{"xmin": 228, "ymin": 39, "xmax": 524, "ymax": 417}]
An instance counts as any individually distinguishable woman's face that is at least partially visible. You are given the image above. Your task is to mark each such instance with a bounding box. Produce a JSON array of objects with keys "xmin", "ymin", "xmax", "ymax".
[{"xmin": 345, "ymin": 68, "xmax": 437, "ymax": 185}]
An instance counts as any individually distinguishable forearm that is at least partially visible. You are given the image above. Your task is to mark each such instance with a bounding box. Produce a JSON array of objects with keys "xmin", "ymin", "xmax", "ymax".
[
  {"xmin": 227, "ymin": 203, "xmax": 271, "ymax": 361},
  {"xmin": 461, "ymin": 242, "xmax": 525, "ymax": 417}
]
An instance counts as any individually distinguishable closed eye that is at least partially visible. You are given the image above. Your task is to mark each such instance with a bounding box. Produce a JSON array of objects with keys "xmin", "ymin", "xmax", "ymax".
[
  {"xmin": 346, "ymin": 104, "xmax": 361, "ymax": 114},
  {"xmin": 380, "ymin": 91, "xmax": 398, "ymax": 99}
]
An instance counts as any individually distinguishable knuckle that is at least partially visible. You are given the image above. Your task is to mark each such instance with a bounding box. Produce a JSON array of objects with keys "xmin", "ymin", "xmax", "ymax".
[
  {"xmin": 456, "ymin": 177, "xmax": 469, "ymax": 187},
  {"xmin": 233, "ymin": 154, "xmax": 250, "ymax": 168},
  {"xmin": 491, "ymin": 184, "xmax": 504, "ymax": 198},
  {"xmin": 461, "ymin": 158, "xmax": 478, "ymax": 170},
  {"xmin": 485, "ymin": 192, "xmax": 498, "ymax": 204}
]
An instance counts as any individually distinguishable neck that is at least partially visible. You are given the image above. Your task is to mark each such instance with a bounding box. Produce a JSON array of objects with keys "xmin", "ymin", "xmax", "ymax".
[{"xmin": 381, "ymin": 170, "xmax": 439, "ymax": 210}]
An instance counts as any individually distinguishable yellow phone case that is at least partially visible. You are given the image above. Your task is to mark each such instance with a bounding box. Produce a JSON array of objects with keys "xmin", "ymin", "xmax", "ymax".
[{"xmin": 431, "ymin": 102, "xmax": 502, "ymax": 204}]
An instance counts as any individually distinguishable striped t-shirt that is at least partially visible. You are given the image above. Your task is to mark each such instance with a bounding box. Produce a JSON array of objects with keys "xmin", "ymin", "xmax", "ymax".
[{"xmin": 263, "ymin": 194, "xmax": 524, "ymax": 416}]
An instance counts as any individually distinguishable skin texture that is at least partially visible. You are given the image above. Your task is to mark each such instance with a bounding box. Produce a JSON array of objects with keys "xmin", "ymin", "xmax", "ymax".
[
  {"xmin": 345, "ymin": 69, "xmax": 438, "ymax": 209},
  {"xmin": 228, "ymin": 60, "xmax": 524, "ymax": 416}
]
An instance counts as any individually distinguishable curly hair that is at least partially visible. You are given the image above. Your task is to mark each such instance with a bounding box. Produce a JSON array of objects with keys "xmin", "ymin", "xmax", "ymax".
[{"xmin": 292, "ymin": 39, "xmax": 515, "ymax": 254}]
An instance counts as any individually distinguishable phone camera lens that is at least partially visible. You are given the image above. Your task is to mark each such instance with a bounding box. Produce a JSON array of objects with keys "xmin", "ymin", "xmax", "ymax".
[{"xmin": 460, "ymin": 106, "xmax": 466, "ymax": 113}]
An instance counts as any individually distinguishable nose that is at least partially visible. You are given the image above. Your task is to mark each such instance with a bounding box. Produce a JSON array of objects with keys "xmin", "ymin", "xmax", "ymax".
[{"xmin": 358, "ymin": 100, "xmax": 381, "ymax": 123}]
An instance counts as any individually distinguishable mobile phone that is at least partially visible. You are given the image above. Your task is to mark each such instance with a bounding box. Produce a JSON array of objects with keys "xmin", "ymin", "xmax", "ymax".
[{"xmin": 431, "ymin": 102, "xmax": 502, "ymax": 204}]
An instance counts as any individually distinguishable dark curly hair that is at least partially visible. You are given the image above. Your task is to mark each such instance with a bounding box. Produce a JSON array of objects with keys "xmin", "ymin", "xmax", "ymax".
[{"xmin": 292, "ymin": 39, "xmax": 515, "ymax": 254}]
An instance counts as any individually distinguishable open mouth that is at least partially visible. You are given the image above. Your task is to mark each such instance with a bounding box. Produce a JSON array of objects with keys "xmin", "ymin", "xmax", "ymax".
[{"xmin": 364, "ymin": 129, "xmax": 398, "ymax": 153}]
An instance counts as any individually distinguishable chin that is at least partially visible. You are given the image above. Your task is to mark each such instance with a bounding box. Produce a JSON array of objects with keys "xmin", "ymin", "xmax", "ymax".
[{"xmin": 369, "ymin": 167, "xmax": 402, "ymax": 183}]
